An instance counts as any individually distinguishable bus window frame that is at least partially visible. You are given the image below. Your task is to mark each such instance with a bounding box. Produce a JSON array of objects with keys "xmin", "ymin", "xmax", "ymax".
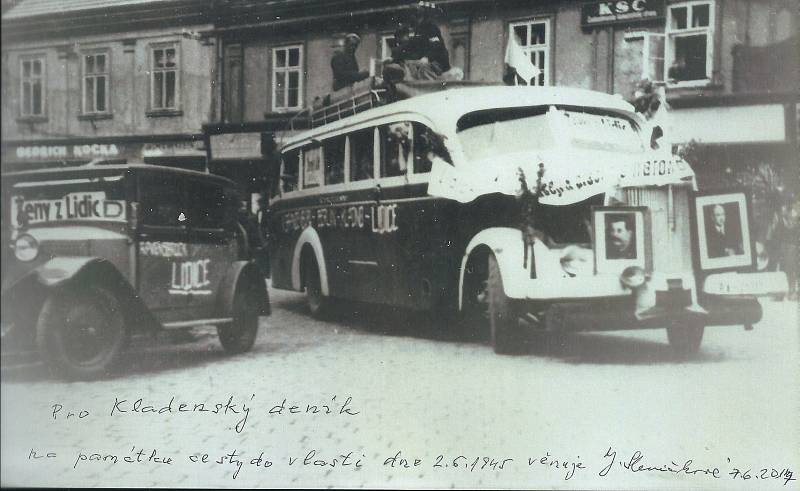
[
  {"xmin": 278, "ymin": 149, "xmax": 301, "ymax": 196},
  {"xmin": 315, "ymin": 134, "xmax": 355, "ymax": 188},
  {"xmin": 378, "ymin": 121, "xmax": 411, "ymax": 187},
  {"xmin": 346, "ymin": 126, "xmax": 378, "ymax": 186},
  {"xmin": 271, "ymin": 113, "xmax": 439, "ymax": 204}
]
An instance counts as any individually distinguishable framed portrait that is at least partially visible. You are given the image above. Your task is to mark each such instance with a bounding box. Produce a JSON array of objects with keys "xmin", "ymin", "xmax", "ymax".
[
  {"xmin": 591, "ymin": 206, "xmax": 650, "ymax": 274},
  {"xmin": 690, "ymin": 190, "xmax": 755, "ymax": 272}
]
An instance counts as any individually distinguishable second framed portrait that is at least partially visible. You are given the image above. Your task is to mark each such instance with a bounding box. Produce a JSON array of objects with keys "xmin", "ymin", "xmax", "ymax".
[{"xmin": 690, "ymin": 190, "xmax": 755, "ymax": 272}]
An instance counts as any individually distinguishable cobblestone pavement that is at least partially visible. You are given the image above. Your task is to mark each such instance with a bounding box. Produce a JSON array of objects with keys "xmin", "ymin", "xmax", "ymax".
[{"xmin": 1, "ymin": 288, "xmax": 798, "ymax": 489}]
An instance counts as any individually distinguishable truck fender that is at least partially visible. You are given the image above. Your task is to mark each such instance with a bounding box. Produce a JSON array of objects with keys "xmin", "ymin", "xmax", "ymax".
[
  {"xmin": 290, "ymin": 227, "xmax": 329, "ymax": 296},
  {"xmin": 459, "ymin": 227, "xmax": 528, "ymax": 309},
  {"xmin": 217, "ymin": 260, "xmax": 271, "ymax": 317},
  {"xmin": 8, "ymin": 257, "xmax": 155, "ymax": 332}
]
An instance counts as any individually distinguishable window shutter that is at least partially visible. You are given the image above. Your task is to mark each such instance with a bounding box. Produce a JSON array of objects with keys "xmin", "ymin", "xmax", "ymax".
[{"xmin": 643, "ymin": 33, "xmax": 666, "ymax": 83}]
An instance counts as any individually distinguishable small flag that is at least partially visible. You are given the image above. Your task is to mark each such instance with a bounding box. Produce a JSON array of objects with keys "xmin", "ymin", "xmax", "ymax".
[{"xmin": 504, "ymin": 32, "xmax": 541, "ymax": 85}]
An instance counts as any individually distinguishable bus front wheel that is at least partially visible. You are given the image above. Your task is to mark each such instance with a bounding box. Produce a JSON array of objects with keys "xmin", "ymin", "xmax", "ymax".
[
  {"xmin": 487, "ymin": 254, "xmax": 522, "ymax": 354},
  {"xmin": 666, "ymin": 317, "xmax": 704, "ymax": 356},
  {"xmin": 460, "ymin": 251, "xmax": 490, "ymax": 342}
]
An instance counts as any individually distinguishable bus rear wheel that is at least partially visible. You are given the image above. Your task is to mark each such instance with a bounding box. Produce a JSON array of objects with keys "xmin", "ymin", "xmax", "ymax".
[
  {"xmin": 304, "ymin": 256, "xmax": 329, "ymax": 318},
  {"xmin": 487, "ymin": 254, "xmax": 522, "ymax": 354}
]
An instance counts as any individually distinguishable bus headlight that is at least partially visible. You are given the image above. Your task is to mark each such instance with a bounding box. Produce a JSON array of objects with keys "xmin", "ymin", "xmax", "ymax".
[
  {"xmin": 620, "ymin": 266, "xmax": 646, "ymax": 289},
  {"xmin": 14, "ymin": 234, "xmax": 39, "ymax": 262}
]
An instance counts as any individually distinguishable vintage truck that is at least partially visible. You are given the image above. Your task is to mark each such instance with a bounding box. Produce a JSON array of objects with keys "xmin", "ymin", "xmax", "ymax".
[{"xmin": 2, "ymin": 163, "xmax": 269, "ymax": 379}]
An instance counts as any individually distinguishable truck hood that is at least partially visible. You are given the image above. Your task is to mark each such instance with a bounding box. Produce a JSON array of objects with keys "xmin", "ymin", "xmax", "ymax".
[{"xmin": 428, "ymin": 147, "xmax": 695, "ymax": 205}]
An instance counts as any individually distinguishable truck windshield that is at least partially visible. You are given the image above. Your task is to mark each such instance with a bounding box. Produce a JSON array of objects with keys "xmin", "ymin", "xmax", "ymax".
[{"xmin": 456, "ymin": 105, "xmax": 643, "ymax": 162}]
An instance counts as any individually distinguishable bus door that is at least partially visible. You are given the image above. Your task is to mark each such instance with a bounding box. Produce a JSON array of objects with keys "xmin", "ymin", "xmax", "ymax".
[
  {"xmin": 367, "ymin": 121, "xmax": 419, "ymax": 306},
  {"xmin": 378, "ymin": 121, "xmax": 451, "ymax": 310},
  {"xmin": 323, "ymin": 128, "xmax": 383, "ymax": 301}
]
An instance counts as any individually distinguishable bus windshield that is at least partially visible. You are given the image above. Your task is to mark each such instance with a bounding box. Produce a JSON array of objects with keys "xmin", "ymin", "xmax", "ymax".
[{"xmin": 456, "ymin": 105, "xmax": 644, "ymax": 162}]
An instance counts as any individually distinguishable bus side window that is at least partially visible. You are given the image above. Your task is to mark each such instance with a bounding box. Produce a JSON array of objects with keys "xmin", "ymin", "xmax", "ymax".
[
  {"xmin": 282, "ymin": 149, "xmax": 300, "ymax": 193},
  {"xmin": 379, "ymin": 122, "xmax": 412, "ymax": 178},
  {"xmin": 324, "ymin": 135, "xmax": 345, "ymax": 185},
  {"xmin": 349, "ymin": 127, "xmax": 374, "ymax": 181},
  {"xmin": 412, "ymin": 122, "xmax": 434, "ymax": 174}
]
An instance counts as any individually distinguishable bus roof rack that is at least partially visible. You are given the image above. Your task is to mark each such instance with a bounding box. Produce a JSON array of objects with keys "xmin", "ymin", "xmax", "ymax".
[
  {"xmin": 286, "ymin": 78, "xmax": 497, "ymax": 131},
  {"xmin": 310, "ymin": 88, "xmax": 388, "ymax": 128}
]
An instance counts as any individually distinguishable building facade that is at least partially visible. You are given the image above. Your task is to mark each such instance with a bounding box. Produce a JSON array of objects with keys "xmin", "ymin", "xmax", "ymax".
[
  {"xmin": 1, "ymin": 0, "xmax": 215, "ymax": 172},
  {"xmin": 2, "ymin": 0, "xmax": 797, "ymax": 224},
  {"xmin": 204, "ymin": 0, "xmax": 797, "ymax": 232}
]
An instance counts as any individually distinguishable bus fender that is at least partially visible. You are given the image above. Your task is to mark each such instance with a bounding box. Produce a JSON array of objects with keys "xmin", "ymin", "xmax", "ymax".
[
  {"xmin": 459, "ymin": 227, "xmax": 528, "ymax": 309},
  {"xmin": 291, "ymin": 227, "xmax": 330, "ymax": 296}
]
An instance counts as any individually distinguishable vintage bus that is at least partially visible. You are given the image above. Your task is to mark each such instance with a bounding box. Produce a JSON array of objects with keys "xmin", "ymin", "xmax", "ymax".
[{"xmin": 265, "ymin": 84, "xmax": 786, "ymax": 354}]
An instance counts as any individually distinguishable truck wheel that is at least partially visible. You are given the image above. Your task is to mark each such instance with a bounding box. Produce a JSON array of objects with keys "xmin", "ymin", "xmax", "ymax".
[
  {"xmin": 304, "ymin": 257, "xmax": 329, "ymax": 318},
  {"xmin": 487, "ymin": 254, "xmax": 521, "ymax": 354},
  {"xmin": 36, "ymin": 286, "xmax": 127, "ymax": 380},
  {"xmin": 666, "ymin": 317, "xmax": 705, "ymax": 356},
  {"xmin": 218, "ymin": 285, "xmax": 260, "ymax": 354}
]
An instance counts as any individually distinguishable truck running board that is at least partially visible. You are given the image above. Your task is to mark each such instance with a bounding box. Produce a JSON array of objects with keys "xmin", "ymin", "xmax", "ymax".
[{"xmin": 162, "ymin": 318, "xmax": 233, "ymax": 329}]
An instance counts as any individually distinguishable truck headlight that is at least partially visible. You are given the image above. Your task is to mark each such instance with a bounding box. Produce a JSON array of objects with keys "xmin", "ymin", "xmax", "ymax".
[{"xmin": 14, "ymin": 234, "xmax": 39, "ymax": 262}]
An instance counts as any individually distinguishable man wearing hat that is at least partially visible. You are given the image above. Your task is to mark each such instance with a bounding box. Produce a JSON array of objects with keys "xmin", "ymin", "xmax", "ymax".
[{"xmin": 331, "ymin": 33, "xmax": 369, "ymax": 91}]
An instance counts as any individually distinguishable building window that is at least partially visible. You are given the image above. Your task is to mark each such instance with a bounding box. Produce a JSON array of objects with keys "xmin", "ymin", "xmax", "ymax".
[
  {"xmin": 508, "ymin": 19, "xmax": 550, "ymax": 86},
  {"xmin": 20, "ymin": 56, "xmax": 45, "ymax": 117},
  {"xmin": 666, "ymin": 1, "xmax": 714, "ymax": 84},
  {"xmin": 272, "ymin": 45, "xmax": 303, "ymax": 112},
  {"xmin": 83, "ymin": 52, "xmax": 109, "ymax": 114},
  {"xmin": 151, "ymin": 45, "xmax": 179, "ymax": 110},
  {"xmin": 380, "ymin": 35, "xmax": 394, "ymax": 61}
]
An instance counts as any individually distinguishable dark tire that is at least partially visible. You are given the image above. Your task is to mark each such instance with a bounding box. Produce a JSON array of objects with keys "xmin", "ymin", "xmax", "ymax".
[
  {"xmin": 487, "ymin": 254, "xmax": 521, "ymax": 354},
  {"xmin": 666, "ymin": 317, "xmax": 705, "ymax": 356},
  {"xmin": 460, "ymin": 252, "xmax": 490, "ymax": 342},
  {"xmin": 304, "ymin": 257, "xmax": 329, "ymax": 318},
  {"xmin": 36, "ymin": 286, "xmax": 127, "ymax": 380},
  {"xmin": 217, "ymin": 285, "xmax": 260, "ymax": 354}
]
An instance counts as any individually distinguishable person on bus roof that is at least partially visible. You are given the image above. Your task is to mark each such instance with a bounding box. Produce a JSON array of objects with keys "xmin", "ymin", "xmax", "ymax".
[
  {"xmin": 409, "ymin": 4, "xmax": 450, "ymax": 74},
  {"xmin": 331, "ymin": 33, "xmax": 370, "ymax": 91}
]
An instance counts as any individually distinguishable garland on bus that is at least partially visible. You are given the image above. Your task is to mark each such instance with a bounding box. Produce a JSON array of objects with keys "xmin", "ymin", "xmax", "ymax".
[{"xmin": 517, "ymin": 163, "xmax": 546, "ymax": 269}]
